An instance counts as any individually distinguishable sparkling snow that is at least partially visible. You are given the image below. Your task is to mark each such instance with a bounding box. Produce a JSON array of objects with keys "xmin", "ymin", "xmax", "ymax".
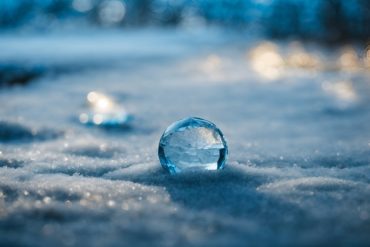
[{"xmin": 0, "ymin": 29, "xmax": 370, "ymax": 246}]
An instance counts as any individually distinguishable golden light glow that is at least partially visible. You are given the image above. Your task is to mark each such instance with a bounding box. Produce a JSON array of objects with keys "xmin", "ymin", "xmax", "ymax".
[
  {"xmin": 322, "ymin": 81, "xmax": 357, "ymax": 101},
  {"xmin": 81, "ymin": 91, "xmax": 130, "ymax": 126},
  {"xmin": 338, "ymin": 46, "xmax": 360, "ymax": 71},
  {"xmin": 87, "ymin": 91, "xmax": 115, "ymax": 112},
  {"xmin": 87, "ymin": 91, "xmax": 106, "ymax": 104},
  {"xmin": 286, "ymin": 43, "xmax": 320, "ymax": 69},
  {"xmin": 249, "ymin": 42, "xmax": 284, "ymax": 80},
  {"xmin": 96, "ymin": 98, "xmax": 113, "ymax": 111}
]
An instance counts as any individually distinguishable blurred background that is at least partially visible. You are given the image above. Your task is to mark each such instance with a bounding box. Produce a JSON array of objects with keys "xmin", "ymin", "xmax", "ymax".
[
  {"xmin": 0, "ymin": 0, "xmax": 369, "ymax": 42},
  {"xmin": 1, "ymin": 0, "xmax": 369, "ymax": 87}
]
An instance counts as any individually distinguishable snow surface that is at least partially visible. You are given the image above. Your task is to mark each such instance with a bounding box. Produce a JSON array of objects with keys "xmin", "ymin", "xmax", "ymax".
[{"xmin": 0, "ymin": 29, "xmax": 370, "ymax": 246}]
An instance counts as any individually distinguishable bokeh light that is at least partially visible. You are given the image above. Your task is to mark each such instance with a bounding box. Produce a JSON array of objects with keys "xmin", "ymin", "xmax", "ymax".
[
  {"xmin": 286, "ymin": 42, "xmax": 320, "ymax": 69},
  {"xmin": 87, "ymin": 91, "xmax": 115, "ymax": 113},
  {"xmin": 322, "ymin": 80, "xmax": 357, "ymax": 102},
  {"xmin": 81, "ymin": 91, "xmax": 132, "ymax": 126},
  {"xmin": 249, "ymin": 42, "xmax": 284, "ymax": 80},
  {"xmin": 99, "ymin": 0, "xmax": 126, "ymax": 25},
  {"xmin": 338, "ymin": 46, "xmax": 360, "ymax": 71}
]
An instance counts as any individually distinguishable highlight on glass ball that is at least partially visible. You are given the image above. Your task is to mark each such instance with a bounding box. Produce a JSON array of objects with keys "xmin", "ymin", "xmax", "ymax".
[{"xmin": 158, "ymin": 117, "xmax": 228, "ymax": 174}]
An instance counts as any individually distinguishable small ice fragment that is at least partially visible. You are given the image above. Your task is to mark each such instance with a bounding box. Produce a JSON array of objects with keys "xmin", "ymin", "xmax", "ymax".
[{"xmin": 79, "ymin": 91, "xmax": 133, "ymax": 127}]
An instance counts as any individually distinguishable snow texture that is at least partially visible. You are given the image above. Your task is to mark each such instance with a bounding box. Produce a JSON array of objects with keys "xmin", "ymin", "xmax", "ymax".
[{"xmin": 0, "ymin": 29, "xmax": 370, "ymax": 246}]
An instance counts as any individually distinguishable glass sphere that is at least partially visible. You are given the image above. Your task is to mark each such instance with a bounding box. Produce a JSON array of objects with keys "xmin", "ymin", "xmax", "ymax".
[{"xmin": 158, "ymin": 117, "xmax": 228, "ymax": 174}]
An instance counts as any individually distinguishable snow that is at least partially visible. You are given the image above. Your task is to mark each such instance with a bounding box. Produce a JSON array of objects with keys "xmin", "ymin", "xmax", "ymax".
[{"xmin": 0, "ymin": 29, "xmax": 370, "ymax": 246}]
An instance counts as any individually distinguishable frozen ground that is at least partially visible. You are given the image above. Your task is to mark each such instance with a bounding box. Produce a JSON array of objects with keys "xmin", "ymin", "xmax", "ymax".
[{"xmin": 0, "ymin": 29, "xmax": 370, "ymax": 246}]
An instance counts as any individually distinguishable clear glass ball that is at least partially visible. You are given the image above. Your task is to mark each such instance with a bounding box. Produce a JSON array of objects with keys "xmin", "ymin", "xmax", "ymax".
[{"xmin": 158, "ymin": 117, "xmax": 228, "ymax": 174}]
